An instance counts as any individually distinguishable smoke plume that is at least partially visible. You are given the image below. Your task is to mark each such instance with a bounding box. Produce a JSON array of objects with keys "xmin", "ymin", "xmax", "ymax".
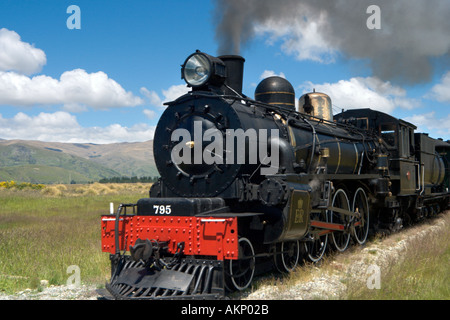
[{"xmin": 214, "ymin": 0, "xmax": 450, "ymax": 84}]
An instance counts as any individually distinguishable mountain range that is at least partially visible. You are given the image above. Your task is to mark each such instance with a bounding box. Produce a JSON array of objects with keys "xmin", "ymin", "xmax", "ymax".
[{"xmin": 0, "ymin": 139, "xmax": 157, "ymax": 184}]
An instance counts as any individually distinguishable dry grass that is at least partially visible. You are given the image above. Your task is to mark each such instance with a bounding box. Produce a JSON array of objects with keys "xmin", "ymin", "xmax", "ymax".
[{"xmin": 40, "ymin": 182, "xmax": 151, "ymax": 197}]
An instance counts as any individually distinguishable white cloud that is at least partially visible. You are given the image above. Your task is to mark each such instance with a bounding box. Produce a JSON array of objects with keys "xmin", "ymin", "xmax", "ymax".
[
  {"xmin": 140, "ymin": 87, "xmax": 162, "ymax": 106},
  {"xmin": 140, "ymin": 84, "xmax": 189, "ymax": 108},
  {"xmin": 162, "ymin": 84, "xmax": 190, "ymax": 103},
  {"xmin": 254, "ymin": 10, "xmax": 337, "ymax": 64},
  {"xmin": 0, "ymin": 69, "xmax": 144, "ymax": 109},
  {"xmin": 0, "ymin": 28, "xmax": 46, "ymax": 75},
  {"xmin": 426, "ymin": 71, "xmax": 450, "ymax": 103},
  {"xmin": 0, "ymin": 29, "xmax": 143, "ymax": 110},
  {"xmin": 404, "ymin": 112, "xmax": 450, "ymax": 139},
  {"xmin": 143, "ymin": 109, "xmax": 157, "ymax": 120},
  {"xmin": 300, "ymin": 76, "xmax": 419, "ymax": 114},
  {"xmin": 0, "ymin": 111, "xmax": 155, "ymax": 143},
  {"xmin": 259, "ymin": 70, "xmax": 286, "ymax": 80}
]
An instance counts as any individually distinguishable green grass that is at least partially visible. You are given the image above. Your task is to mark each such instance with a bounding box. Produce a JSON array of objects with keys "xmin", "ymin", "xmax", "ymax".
[
  {"xmin": 2, "ymin": 184, "xmax": 448, "ymax": 299},
  {"xmin": 345, "ymin": 214, "xmax": 450, "ymax": 300},
  {"xmin": 0, "ymin": 184, "xmax": 151, "ymax": 294}
]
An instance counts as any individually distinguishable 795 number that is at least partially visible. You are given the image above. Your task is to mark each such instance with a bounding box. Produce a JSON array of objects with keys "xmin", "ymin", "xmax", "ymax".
[{"xmin": 153, "ymin": 205, "xmax": 171, "ymax": 214}]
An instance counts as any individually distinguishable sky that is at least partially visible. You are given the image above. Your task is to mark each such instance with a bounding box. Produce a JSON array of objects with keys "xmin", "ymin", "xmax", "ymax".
[{"xmin": 0, "ymin": 0, "xmax": 449, "ymax": 144}]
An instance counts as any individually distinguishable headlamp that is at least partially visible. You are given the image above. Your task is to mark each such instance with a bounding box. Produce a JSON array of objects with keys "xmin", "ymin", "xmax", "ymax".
[{"xmin": 181, "ymin": 51, "xmax": 226, "ymax": 88}]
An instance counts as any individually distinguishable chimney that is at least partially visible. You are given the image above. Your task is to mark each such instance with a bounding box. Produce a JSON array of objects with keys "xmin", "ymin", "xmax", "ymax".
[{"xmin": 218, "ymin": 55, "xmax": 245, "ymax": 96}]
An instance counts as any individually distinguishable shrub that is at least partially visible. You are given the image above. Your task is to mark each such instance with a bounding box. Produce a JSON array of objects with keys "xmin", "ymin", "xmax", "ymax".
[{"xmin": 0, "ymin": 181, "xmax": 45, "ymax": 190}]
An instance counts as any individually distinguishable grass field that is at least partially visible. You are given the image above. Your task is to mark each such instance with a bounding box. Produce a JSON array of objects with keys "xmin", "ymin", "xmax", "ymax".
[
  {"xmin": 0, "ymin": 183, "xmax": 151, "ymax": 294},
  {"xmin": 1, "ymin": 183, "xmax": 448, "ymax": 299},
  {"xmin": 248, "ymin": 211, "xmax": 449, "ymax": 300},
  {"xmin": 345, "ymin": 213, "xmax": 450, "ymax": 299}
]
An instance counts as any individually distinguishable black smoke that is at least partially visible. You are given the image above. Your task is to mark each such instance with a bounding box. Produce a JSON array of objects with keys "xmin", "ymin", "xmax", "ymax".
[{"xmin": 214, "ymin": 0, "xmax": 450, "ymax": 84}]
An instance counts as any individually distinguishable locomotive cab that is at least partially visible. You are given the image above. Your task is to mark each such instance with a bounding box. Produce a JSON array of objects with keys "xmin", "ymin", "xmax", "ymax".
[
  {"xmin": 334, "ymin": 108, "xmax": 416, "ymax": 158},
  {"xmin": 334, "ymin": 108, "xmax": 419, "ymax": 196}
]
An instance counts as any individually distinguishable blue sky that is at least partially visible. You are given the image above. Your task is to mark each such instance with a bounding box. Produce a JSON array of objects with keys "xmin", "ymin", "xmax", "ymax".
[{"xmin": 0, "ymin": 0, "xmax": 449, "ymax": 143}]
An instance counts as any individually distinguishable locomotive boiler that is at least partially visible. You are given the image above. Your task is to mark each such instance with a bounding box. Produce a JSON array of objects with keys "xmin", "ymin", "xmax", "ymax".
[{"xmin": 101, "ymin": 50, "xmax": 450, "ymax": 299}]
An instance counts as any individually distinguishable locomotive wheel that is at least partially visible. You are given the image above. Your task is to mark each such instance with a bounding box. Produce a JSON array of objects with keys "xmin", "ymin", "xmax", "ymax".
[
  {"xmin": 352, "ymin": 188, "xmax": 370, "ymax": 245},
  {"xmin": 304, "ymin": 210, "xmax": 328, "ymax": 262},
  {"xmin": 274, "ymin": 240, "xmax": 300, "ymax": 273},
  {"xmin": 330, "ymin": 189, "xmax": 351, "ymax": 252},
  {"xmin": 225, "ymin": 237, "xmax": 255, "ymax": 291}
]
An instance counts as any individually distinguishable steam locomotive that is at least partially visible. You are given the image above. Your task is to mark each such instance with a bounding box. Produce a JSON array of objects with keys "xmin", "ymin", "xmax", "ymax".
[{"xmin": 101, "ymin": 50, "xmax": 450, "ymax": 299}]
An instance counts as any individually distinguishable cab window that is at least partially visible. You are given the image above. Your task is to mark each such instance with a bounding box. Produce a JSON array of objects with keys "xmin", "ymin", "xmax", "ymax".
[{"xmin": 380, "ymin": 123, "xmax": 396, "ymax": 148}]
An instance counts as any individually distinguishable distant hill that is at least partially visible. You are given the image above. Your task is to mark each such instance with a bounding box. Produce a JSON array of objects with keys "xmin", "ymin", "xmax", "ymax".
[{"xmin": 0, "ymin": 140, "xmax": 157, "ymax": 184}]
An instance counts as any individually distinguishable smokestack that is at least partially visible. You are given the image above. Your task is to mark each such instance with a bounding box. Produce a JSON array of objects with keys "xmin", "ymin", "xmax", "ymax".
[{"xmin": 218, "ymin": 55, "xmax": 245, "ymax": 96}]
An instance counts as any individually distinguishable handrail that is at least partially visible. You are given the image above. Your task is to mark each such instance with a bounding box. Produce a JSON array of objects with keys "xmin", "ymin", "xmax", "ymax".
[{"xmin": 114, "ymin": 203, "xmax": 137, "ymax": 255}]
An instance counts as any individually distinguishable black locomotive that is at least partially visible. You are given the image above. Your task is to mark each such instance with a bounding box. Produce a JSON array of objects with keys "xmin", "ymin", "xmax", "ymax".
[{"xmin": 101, "ymin": 50, "xmax": 450, "ymax": 299}]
